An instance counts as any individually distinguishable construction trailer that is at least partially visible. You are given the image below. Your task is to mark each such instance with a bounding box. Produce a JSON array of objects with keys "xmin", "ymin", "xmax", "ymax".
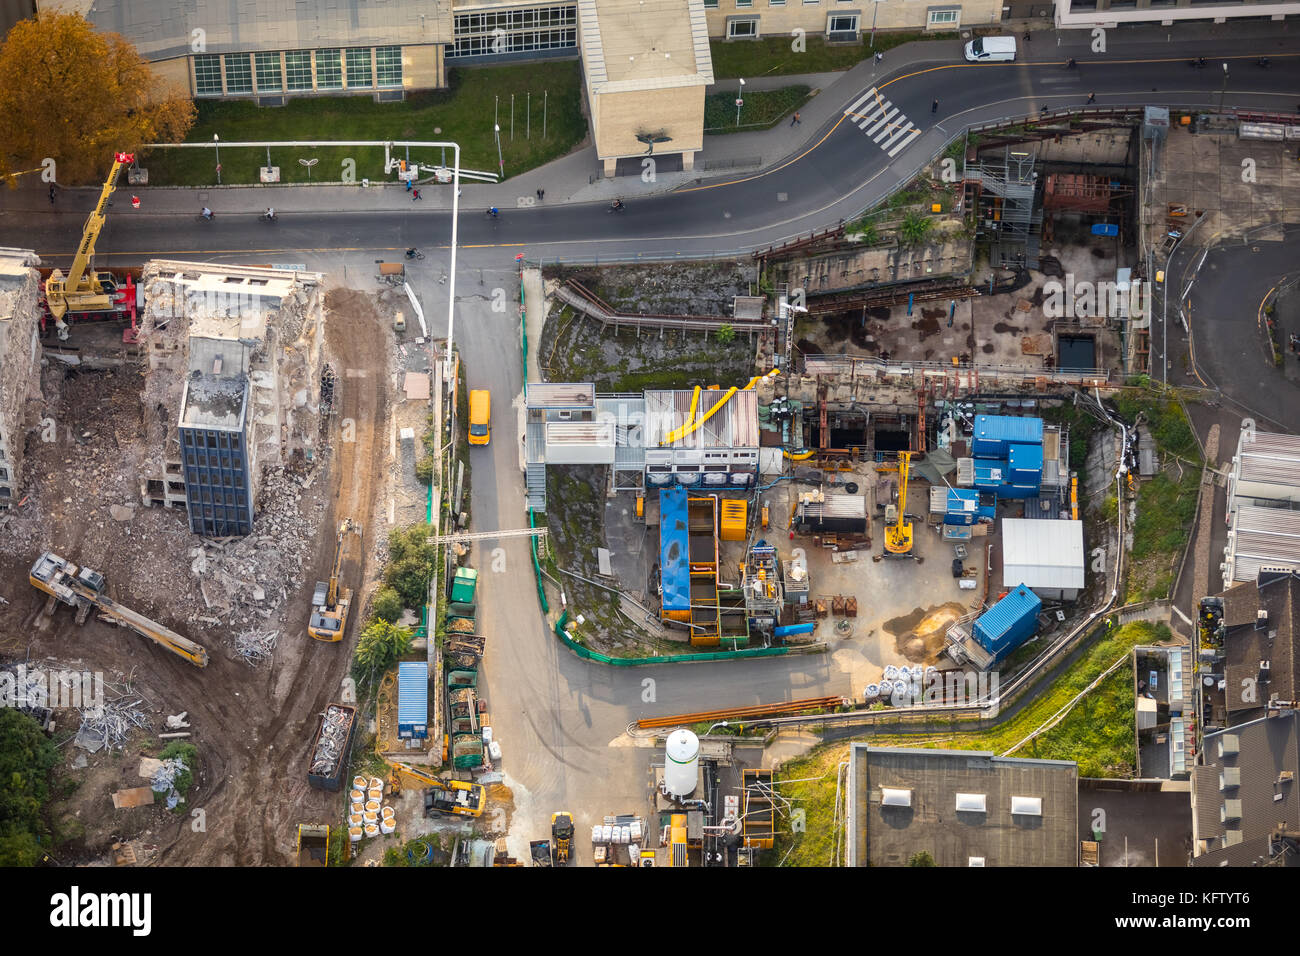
[{"xmin": 29, "ymin": 552, "xmax": 209, "ymax": 668}]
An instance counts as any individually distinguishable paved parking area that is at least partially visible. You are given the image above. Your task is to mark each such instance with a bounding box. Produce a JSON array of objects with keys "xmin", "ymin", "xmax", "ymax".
[{"xmin": 1078, "ymin": 783, "xmax": 1193, "ymax": 868}]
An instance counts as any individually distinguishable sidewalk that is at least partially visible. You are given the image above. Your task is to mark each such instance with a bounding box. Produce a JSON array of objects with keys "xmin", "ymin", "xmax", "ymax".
[{"xmin": 5, "ymin": 19, "xmax": 1296, "ymax": 219}]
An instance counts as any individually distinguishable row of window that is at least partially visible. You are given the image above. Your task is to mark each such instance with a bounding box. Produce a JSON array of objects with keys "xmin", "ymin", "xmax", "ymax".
[
  {"xmin": 725, "ymin": 9, "xmax": 954, "ymax": 35},
  {"xmin": 186, "ymin": 463, "xmax": 247, "ymax": 484},
  {"xmin": 194, "ymin": 48, "xmax": 402, "ymax": 97},
  {"xmin": 190, "ymin": 508, "xmax": 251, "ymax": 534},
  {"xmin": 453, "ymin": 6, "xmax": 576, "ymax": 34},
  {"xmin": 181, "ymin": 429, "xmax": 241, "ymax": 452},
  {"xmin": 451, "ymin": 29, "xmax": 577, "ymax": 58}
]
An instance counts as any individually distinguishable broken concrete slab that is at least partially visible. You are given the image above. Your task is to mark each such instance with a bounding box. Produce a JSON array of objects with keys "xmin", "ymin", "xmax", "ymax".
[
  {"xmin": 112, "ymin": 787, "xmax": 156, "ymax": 809},
  {"xmin": 110, "ymin": 504, "xmax": 135, "ymax": 521}
]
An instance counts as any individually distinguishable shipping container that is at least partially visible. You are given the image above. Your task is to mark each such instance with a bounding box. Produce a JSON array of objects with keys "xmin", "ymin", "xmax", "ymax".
[
  {"xmin": 944, "ymin": 488, "xmax": 981, "ymax": 525},
  {"xmin": 1007, "ymin": 443, "xmax": 1044, "ymax": 484},
  {"xmin": 994, "ymin": 483, "xmax": 1041, "ymax": 500},
  {"xmin": 397, "ymin": 661, "xmax": 429, "ymax": 740},
  {"xmin": 450, "ymin": 567, "xmax": 478, "ymax": 605},
  {"xmin": 971, "ymin": 415, "xmax": 1044, "ymax": 458},
  {"xmin": 972, "ymin": 585, "xmax": 1042, "ymax": 663},
  {"xmin": 307, "ymin": 703, "xmax": 357, "ymax": 791}
]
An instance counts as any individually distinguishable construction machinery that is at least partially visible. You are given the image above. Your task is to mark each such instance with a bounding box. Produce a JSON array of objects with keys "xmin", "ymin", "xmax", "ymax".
[
  {"xmin": 883, "ymin": 451, "xmax": 915, "ymax": 559},
  {"xmin": 387, "ymin": 761, "xmax": 486, "ymax": 818},
  {"xmin": 29, "ymin": 552, "xmax": 209, "ymax": 668},
  {"xmin": 296, "ymin": 824, "xmax": 330, "ymax": 867},
  {"xmin": 529, "ymin": 813, "xmax": 575, "ymax": 866},
  {"xmin": 308, "ymin": 519, "xmax": 360, "ymax": 642},
  {"xmin": 42, "ymin": 152, "xmax": 138, "ymax": 341}
]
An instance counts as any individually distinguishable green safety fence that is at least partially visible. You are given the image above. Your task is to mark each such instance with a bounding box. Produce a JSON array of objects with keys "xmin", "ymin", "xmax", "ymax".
[
  {"xmin": 554, "ymin": 611, "xmax": 790, "ymax": 666},
  {"xmin": 519, "ymin": 267, "xmax": 528, "ymax": 381},
  {"xmin": 413, "ymin": 478, "xmax": 434, "ymax": 639},
  {"xmin": 528, "ymin": 506, "xmax": 549, "ymax": 614}
]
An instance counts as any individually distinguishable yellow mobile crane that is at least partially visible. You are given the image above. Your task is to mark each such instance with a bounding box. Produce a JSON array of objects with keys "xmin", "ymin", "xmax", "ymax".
[
  {"xmin": 883, "ymin": 451, "xmax": 915, "ymax": 559},
  {"xmin": 308, "ymin": 519, "xmax": 360, "ymax": 642},
  {"xmin": 43, "ymin": 152, "xmax": 137, "ymax": 339},
  {"xmin": 29, "ymin": 552, "xmax": 209, "ymax": 667}
]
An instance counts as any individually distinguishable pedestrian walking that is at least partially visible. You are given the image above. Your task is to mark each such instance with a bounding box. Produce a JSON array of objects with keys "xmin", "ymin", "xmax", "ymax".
[
  {"xmin": 1024, "ymin": 32, "xmax": 1031, "ymax": 42},
  {"xmin": 874, "ymin": 52, "xmax": 883, "ymax": 65},
  {"xmin": 931, "ymin": 98, "xmax": 939, "ymax": 114},
  {"xmin": 405, "ymin": 178, "xmax": 412, "ymax": 192},
  {"xmin": 536, "ymin": 188, "xmax": 545, "ymax": 201},
  {"xmin": 48, "ymin": 184, "xmax": 56, "ymax": 205},
  {"xmin": 790, "ymin": 111, "xmax": 801, "ymax": 126},
  {"xmin": 1087, "ymin": 91, "xmax": 1096, "ymax": 104},
  {"xmin": 412, "ymin": 188, "xmax": 421, "ymax": 201}
]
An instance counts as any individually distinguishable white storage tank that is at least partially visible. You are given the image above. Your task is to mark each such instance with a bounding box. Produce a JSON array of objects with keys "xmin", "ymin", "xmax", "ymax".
[{"xmin": 664, "ymin": 728, "xmax": 700, "ymax": 798}]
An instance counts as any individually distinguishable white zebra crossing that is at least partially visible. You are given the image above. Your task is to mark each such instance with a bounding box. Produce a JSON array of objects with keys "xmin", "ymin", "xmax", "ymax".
[{"xmin": 843, "ymin": 87, "xmax": 923, "ymax": 158}]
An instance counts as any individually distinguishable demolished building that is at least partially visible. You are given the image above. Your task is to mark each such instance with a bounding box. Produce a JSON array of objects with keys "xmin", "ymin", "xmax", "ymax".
[
  {"xmin": 0, "ymin": 249, "xmax": 43, "ymax": 506},
  {"xmin": 134, "ymin": 261, "xmax": 327, "ymax": 535}
]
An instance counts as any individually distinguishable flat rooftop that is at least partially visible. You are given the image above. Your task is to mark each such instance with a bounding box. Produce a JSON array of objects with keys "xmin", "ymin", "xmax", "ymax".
[
  {"xmin": 180, "ymin": 337, "xmax": 250, "ymax": 430},
  {"xmin": 580, "ymin": 0, "xmax": 712, "ymax": 93},
  {"xmin": 644, "ymin": 389, "xmax": 758, "ymax": 450}
]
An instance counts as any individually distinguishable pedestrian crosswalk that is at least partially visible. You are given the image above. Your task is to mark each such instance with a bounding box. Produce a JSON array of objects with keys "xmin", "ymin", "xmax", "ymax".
[{"xmin": 843, "ymin": 87, "xmax": 923, "ymax": 158}]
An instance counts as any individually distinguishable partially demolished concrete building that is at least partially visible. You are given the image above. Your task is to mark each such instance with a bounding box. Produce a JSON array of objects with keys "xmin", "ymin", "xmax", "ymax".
[
  {"xmin": 0, "ymin": 249, "xmax": 43, "ymax": 506},
  {"xmin": 134, "ymin": 261, "xmax": 326, "ymax": 535}
]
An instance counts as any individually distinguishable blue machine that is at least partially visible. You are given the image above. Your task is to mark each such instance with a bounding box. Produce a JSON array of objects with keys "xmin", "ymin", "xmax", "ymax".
[
  {"xmin": 973, "ymin": 585, "xmax": 1042, "ymax": 664},
  {"xmin": 397, "ymin": 661, "xmax": 429, "ymax": 739},
  {"xmin": 944, "ymin": 488, "xmax": 981, "ymax": 526},
  {"xmin": 971, "ymin": 415, "xmax": 1044, "ymax": 458},
  {"xmin": 659, "ymin": 488, "xmax": 690, "ymax": 613}
]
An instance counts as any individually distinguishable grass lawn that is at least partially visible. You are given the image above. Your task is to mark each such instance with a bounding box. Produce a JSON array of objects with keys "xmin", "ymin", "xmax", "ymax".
[
  {"xmin": 141, "ymin": 63, "xmax": 586, "ymax": 186},
  {"xmin": 704, "ymin": 86, "xmax": 811, "ymax": 133},
  {"xmin": 766, "ymin": 619, "xmax": 1166, "ymax": 866},
  {"xmin": 709, "ymin": 34, "xmax": 940, "ymax": 80}
]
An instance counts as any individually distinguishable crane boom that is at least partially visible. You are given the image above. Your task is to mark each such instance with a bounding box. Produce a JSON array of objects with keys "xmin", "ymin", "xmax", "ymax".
[
  {"xmin": 44, "ymin": 152, "xmax": 134, "ymax": 326},
  {"xmin": 883, "ymin": 451, "xmax": 915, "ymax": 558},
  {"xmin": 428, "ymin": 527, "xmax": 548, "ymax": 545}
]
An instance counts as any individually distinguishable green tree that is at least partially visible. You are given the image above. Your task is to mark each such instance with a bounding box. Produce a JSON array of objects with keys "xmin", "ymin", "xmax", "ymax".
[
  {"xmin": 716, "ymin": 324, "xmax": 736, "ymax": 345},
  {"xmin": 414, "ymin": 455, "xmax": 435, "ymax": 485},
  {"xmin": 383, "ymin": 524, "xmax": 437, "ymax": 608},
  {"xmin": 0, "ymin": 12, "xmax": 195, "ymax": 185},
  {"xmin": 0, "ymin": 709, "xmax": 59, "ymax": 866},
  {"xmin": 352, "ymin": 619, "xmax": 414, "ymax": 684},
  {"xmin": 899, "ymin": 210, "xmax": 934, "ymax": 247},
  {"xmin": 907, "ymin": 851, "xmax": 937, "ymax": 867},
  {"xmin": 371, "ymin": 586, "xmax": 404, "ymax": 624}
]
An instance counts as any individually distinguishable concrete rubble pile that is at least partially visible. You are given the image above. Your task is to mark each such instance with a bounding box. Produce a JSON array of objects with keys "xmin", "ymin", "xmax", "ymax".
[{"xmin": 75, "ymin": 696, "xmax": 152, "ymax": 753}]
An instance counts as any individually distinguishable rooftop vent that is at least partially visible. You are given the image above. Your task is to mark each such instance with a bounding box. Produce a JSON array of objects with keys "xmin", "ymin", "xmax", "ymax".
[
  {"xmin": 968, "ymin": 856, "xmax": 985, "ymax": 866},
  {"xmin": 1256, "ymin": 609, "xmax": 1268, "ymax": 630},
  {"xmin": 880, "ymin": 787, "xmax": 912, "ymax": 808}
]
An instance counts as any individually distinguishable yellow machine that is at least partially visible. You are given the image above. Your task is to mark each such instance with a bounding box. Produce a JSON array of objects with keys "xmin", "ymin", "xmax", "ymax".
[
  {"xmin": 551, "ymin": 812, "xmax": 574, "ymax": 865},
  {"xmin": 883, "ymin": 451, "xmax": 914, "ymax": 559},
  {"xmin": 309, "ymin": 519, "xmax": 360, "ymax": 642},
  {"xmin": 387, "ymin": 761, "xmax": 487, "ymax": 818},
  {"xmin": 29, "ymin": 552, "xmax": 209, "ymax": 667},
  {"xmin": 43, "ymin": 152, "xmax": 135, "ymax": 338}
]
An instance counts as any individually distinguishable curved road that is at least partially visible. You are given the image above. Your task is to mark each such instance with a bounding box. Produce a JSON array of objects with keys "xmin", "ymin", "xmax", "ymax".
[{"xmin": 9, "ymin": 40, "xmax": 1300, "ymax": 854}]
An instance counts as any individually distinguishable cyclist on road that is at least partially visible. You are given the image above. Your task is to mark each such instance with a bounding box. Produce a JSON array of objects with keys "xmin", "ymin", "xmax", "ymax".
[{"xmin": 201, "ymin": 207, "xmax": 213, "ymax": 220}]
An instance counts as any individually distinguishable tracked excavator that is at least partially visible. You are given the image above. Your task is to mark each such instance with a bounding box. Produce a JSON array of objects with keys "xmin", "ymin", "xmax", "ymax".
[
  {"xmin": 308, "ymin": 519, "xmax": 360, "ymax": 642},
  {"xmin": 29, "ymin": 552, "xmax": 209, "ymax": 667},
  {"xmin": 387, "ymin": 761, "xmax": 486, "ymax": 818}
]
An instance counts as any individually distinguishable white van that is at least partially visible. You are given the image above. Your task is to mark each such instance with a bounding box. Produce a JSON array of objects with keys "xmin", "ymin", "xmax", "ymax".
[{"xmin": 964, "ymin": 36, "xmax": 1017, "ymax": 62}]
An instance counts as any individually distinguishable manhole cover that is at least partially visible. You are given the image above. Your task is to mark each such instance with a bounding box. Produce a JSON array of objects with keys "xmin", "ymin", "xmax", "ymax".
[{"xmin": 844, "ymin": 482, "xmax": 859, "ymax": 494}]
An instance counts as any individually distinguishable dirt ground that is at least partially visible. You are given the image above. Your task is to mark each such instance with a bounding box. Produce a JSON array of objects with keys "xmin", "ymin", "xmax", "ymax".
[{"xmin": 0, "ymin": 285, "xmax": 391, "ymax": 866}]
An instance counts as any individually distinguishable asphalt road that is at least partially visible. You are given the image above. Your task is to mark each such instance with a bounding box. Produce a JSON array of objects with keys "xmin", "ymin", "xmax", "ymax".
[{"xmin": 10, "ymin": 39, "xmax": 1300, "ymax": 850}]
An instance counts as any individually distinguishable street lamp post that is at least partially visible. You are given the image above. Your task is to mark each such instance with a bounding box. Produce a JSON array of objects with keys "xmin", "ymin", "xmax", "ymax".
[
  {"xmin": 494, "ymin": 123, "xmax": 503, "ymax": 177},
  {"xmin": 213, "ymin": 134, "xmax": 221, "ymax": 185},
  {"xmin": 870, "ymin": 0, "xmax": 884, "ymax": 50},
  {"xmin": 1219, "ymin": 62, "xmax": 1229, "ymax": 115},
  {"xmin": 736, "ymin": 78, "xmax": 745, "ymax": 127}
]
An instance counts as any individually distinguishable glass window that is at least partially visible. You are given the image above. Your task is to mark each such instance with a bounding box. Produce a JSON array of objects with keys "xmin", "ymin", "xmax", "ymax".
[
  {"xmin": 829, "ymin": 14, "xmax": 858, "ymax": 31},
  {"xmin": 194, "ymin": 54, "xmax": 222, "ymax": 96},
  {"xmin": 928, "ymin": 9, "xmax": 958, "ymax": 25},
  {"xmin": 736, "ymin": 0, "xmax": 752, "ymax": 6},
  {"xmin": 376, "ymin": 46, "xmax": 402, "ymax": 87},
  {"xmin": 223, "ymin": 54, "xmax": 252, "ymax": 94},
  {"xmin": 285, "ymin": 51, "xmax": 313, "ymax": 91},
  {"xmin": 316, "ymin": 48, "xmax": 342, "ymax": 89},
  {"xmin": 768, "ymin": 0, "xmax": 785, "ymax": 6},
  {"xmin": 727, "ymin": 18, "xmax": 758, "ymax": 37},
  {"xmin": 346, "ymin": 48, "xmax": 373, "ymax": 88},
  {"xmin": 255, "ymin": 52, "xmax": 282, "ymax": 93}
]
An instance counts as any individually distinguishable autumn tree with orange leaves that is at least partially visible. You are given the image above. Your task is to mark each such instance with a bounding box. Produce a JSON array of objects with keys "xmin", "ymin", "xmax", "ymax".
[{"xmin": 0, "ymin": 12, "xmax": 194, "ymax": 185}]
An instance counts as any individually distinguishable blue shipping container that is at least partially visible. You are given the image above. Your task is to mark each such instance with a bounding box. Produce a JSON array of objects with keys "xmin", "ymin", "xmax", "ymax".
[
  {"xmin": 397, "ymin": 662, "xmax": 429, "ymax": 739},
  {"xmin": 973, "ymin": 585, "xmax": 1042, "ymax": 663},
  {"xmin": 660, "ymin": 488, "xmax": 691, "ymax": 612},
  {"xmin": 944, "ymin": 488, "xmax": 980, "ymax": 525},
  {"xmin": 971, "ymin": 415, "xmax": 1044, "ymax": 458},
  {"xmin": 1007, "ymin": 443, "xmax": 1044, "ymax": 483},
  {"xmin": 972, "ymin": 460, "xmax": 1008, "ymax": 489},
  {"xmin": 994, "ymin": 483, "xmax": 1041, "ymax": 500}
]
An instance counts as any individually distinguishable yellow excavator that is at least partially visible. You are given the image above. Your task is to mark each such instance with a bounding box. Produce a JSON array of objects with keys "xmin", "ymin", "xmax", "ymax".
[
  {"xmin": 43, "ymin": 152, "xmax": 137, "ymax": 340},
  {"xmin": 883, "ymin": 451, "xmax": 914, "ymax": 559},
  {"xmin": 29, "ymin": 552, "xmax": 209, "ymax": 667},
  {"xmin": 308, "ymin": 519, "xmax": 360, "ymax": 642},
  {"xmin": 387, "ymin": 761, "xmax": 486, "ymax": 818}
]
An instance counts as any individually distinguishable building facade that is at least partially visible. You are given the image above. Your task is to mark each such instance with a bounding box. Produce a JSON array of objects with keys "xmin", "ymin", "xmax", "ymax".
[
  {"xmin": 0, "ymin": 250, "xmax": 41, "ymax": 508},
  {"xmin": 1055, "ymin": 0, "xmax": 1300, "ymax": 30}
]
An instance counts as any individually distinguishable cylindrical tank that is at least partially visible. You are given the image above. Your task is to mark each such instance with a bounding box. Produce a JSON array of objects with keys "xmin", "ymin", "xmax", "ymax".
[{"xmin": 664, "ymin": 728, "xmax": 700, "ymax": 798}]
